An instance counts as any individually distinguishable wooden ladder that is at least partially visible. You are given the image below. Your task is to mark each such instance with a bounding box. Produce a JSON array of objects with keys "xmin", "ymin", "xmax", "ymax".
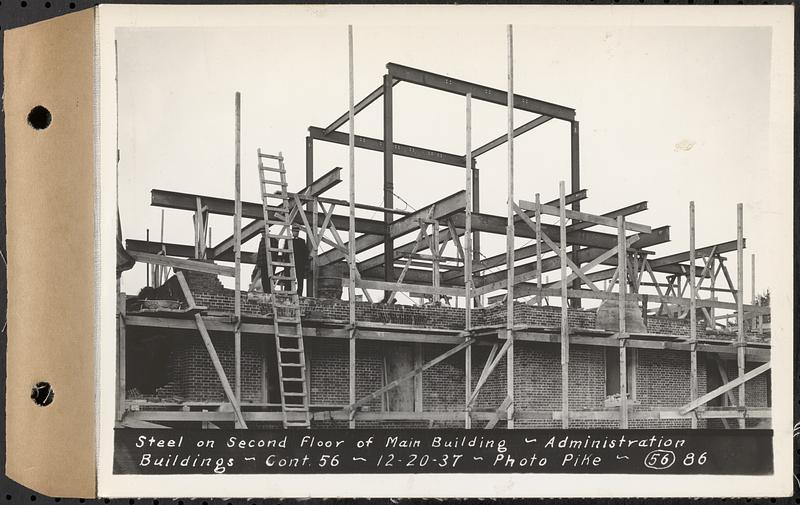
[{"xmin": 257, "ymin": 149, "xmax": 311, "ymax": 429}]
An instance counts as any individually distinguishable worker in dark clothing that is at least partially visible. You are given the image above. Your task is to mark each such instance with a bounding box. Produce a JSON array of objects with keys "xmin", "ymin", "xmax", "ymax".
[
  {"xmin": 253, "ymin": 230, "xmax": 280, "ymax": 294},
  {"xmin": 288, "ymin": 225, "xmax": 309, "ymax": 296}
]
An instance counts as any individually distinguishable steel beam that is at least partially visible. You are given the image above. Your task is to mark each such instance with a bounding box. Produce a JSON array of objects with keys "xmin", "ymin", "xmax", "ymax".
[
  {"xmin": 151, "ymin": 188, "xmax": 385, "ymax": 236},
  {"xmin": 387, "ymin": 62, "xmax": 576, "ymax": 121},
  {"xmin": 323, "ymin": 78, "xmax": 399, "ymax": 135},
  {"xmin": 648, "ymin": 239, "xmax": 744, "ymax": 269},
  {"xmin": 471, "ymin": 115, "xmax": 552, "ymax": 158},
  {"xmin": 308, "ymin": 126, "xmax": 466, "ymax": 168}
]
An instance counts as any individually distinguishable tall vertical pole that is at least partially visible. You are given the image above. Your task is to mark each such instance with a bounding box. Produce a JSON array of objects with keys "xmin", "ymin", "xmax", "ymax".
[
  {"xmin": 570, "ymin": 121, "xmax": 581, "ymax": 308},
  {"xmin": 559, "ymin": 182, "xmax": 569, "ymax": 428},
  {"xmin": 233, "ymin": 92, "xmax": 242, "ymax": 406},
  {"xmin": 736, "ymin": 203, "xmax": 745, "ymax": 428},
  {"xmin": 347, "ymin": 26, "xmax": 357, "ymax": 429},
  {"xmin": 383, "ymin": 74, "xmax": 395, "ymax": 295},
  {"xmin": 752, "ymin": 254, "xmax": 761, "ymax": 333},
  {"xmin": 464, "ymin": 93, "xmax": 473, "ymax": 428},
  {"xmin": 617, "ymin": 215, "xmax": 628, "ymax": 429},
  {"xmin": 472, "ymin": 162, "xmax": 481, "ymax": 307},
  {"xmin": 306, "ymin": 136, "xmax": 316, "ymax": 297},
  {"xmin": 535, "ymin": 193, "xmax": 542, "ymax": 307},
  {"xmin": 432, "ymin": 220, "xmax": 440, "ymax": 302},
  {"xmin": 689, "ymin": 201, "xmax": 698, "ymax": 429},
  {"xmin": 505, "ymin": 24, "xmax": 515, "ymax": 429}
]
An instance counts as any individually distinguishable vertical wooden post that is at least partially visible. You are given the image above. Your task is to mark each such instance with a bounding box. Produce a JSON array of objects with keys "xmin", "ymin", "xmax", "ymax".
[
  {"xmin": 558, "ymin": 181, "xmax": 569, "ymax": 429},
  {"xmin": 383, "ymin": 74, "xmax": 394, "ymax": 294},
  {"xmin": 146, "ymin": 228, "xmax": 151, "ymax": 286},
  {"xmin": 261, "ymin": 337, "xmax": 269, "ymax": 403},
  {"xmin": 347, "ymin": 25, "xmax": 357, "ymax": 429},
  {"xmin": 709, "ymin": 255, "xmax": 716, "ymax": 323},
  {"xmin": 736, "ymin": 203, "xmax": 745, "ymax": 428},
  {"xmin": 752, "ymin": 253, "xmax": 761, "ymax": 334},
  {"xmin": 535, "ymin": 193, "xmax": 542, "ymax": 306},
  {"xmin": 689, "ymin": 201, "xmax": 698, "ymax": 428},
  {"xmin": 505, "ymin": 24, "xmax": 515, "ymax": 429},
  {"xmin": 464, "ymin": 93, "xmax": 473, "ymax": 428},
  {"xmin": 559, "ymin": 182, "xmax": 569, "ymax": 428},
  {"xmin": 617, "ymin": 215, "xmax": 628, "ymax": 429},
  {"xmin": 233, "ymin": 92, "xmax": 242, "ymax": 406},
  {"xmin": 432, "ymin": 220, "xmax": 440, "ymax": 303},
  {"xmin": 306, "ymin": 137, "xmax": 316, "ymax": 296},
  {"xmin": 472, "ymin": 162, "xmax": 481, "ymax": 308},
  {"xmin": 311, "ymin": 199, "xmax": 318, "ymax": 298}
]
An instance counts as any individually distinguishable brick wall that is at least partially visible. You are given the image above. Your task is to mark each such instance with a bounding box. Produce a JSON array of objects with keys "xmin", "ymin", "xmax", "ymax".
[{"xmin": 130, "ymin": 270, "xmax": 770, "ymax": 428}]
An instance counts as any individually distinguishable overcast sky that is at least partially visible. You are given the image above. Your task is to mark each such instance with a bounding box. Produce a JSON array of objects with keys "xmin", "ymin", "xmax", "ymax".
[{"xmin": 116, "ymin": 17, "xmax": 785, "ymax": 308}]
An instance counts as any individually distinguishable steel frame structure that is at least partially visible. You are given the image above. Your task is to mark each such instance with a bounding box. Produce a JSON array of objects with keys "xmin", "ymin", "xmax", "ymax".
[{"xmin": 117, "ymin": 25, "xmax": 771, "ymax": 430}]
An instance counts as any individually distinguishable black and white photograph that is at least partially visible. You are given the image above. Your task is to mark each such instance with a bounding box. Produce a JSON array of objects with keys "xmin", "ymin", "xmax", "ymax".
[{"xmin": 96, "ymin": 4, "xmax": 793, "ymax": 498}]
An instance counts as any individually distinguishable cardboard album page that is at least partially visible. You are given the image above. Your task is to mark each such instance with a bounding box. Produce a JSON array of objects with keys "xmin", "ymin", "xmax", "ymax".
[
  {"xmin": 5, "ymin": 9, "xmax": 97, "ymax": 498},
  {"xmin": 7, "ymin": 4, "xmax": 795, "ymax": 499}
]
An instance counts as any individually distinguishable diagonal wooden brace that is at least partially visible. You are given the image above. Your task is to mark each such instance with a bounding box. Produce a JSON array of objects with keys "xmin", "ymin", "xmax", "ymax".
[
  {"xmin": 678, "ymin": 361, "xmax": 770, "ymax": 415},
  {"xmin": 176, "ymin": 272, "xmax": 248, "ymax": 428},
  {"xmin": 345, "ymin": 338, "xmax": 474, "ymax": 413}
]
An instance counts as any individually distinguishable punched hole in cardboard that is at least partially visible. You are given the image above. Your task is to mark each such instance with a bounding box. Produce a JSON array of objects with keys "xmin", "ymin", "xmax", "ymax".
[
  {"xmin": 30, "ymin": 381, "xmax": 54, "ymax": 407},
  {"xmin": 27, "ymin": 106, "xmax": 51, "ymax": 130}
]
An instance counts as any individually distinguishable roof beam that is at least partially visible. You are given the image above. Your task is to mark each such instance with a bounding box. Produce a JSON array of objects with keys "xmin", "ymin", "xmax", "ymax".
[
  {"xmin": 357, "ymin": 190, "xmax": 587, "ymax": 275},
  {"xmin": 449, "ymin": 213, "xmax": 669, "ymax": 250},
  {"xmin": 151, "ymin": 190, "xmax": 385, "ymax": 236},
  {"xmin": 518, "ymin": 200, "xmax": 652, "ymax": 234},
  {"xmin": 472, "ymin": 115, "xmax": 552, "ymax": 158},
  {"xmin": 317, "ymin": 190, "xmax": 467, "ymax": 266},
  {"xmin": 452, "ymin": 201, "xmax": 648, "ymax": 281},
  {"xmin": 648, "ymin": 239, "xmax": 743, "ymax": 269},
  {"xmin": 126, "ymin": 239, "xmax": 258, "ymax": 264},
  {"xmin": 308, "ymin": 126, "xmax": 467, "ymax": 168},
  {"xmin": 323, "ymin": 79, "xmax": 399, "ymax": 135},
  {"xmin": 387, "ymin": 62, "xmax": 575, "ymax": 121}
]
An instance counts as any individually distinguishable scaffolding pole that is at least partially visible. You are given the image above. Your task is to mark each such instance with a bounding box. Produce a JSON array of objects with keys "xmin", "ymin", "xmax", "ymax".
[
  {"xmin": 535, "ymin": 193, "xmax": 543, "ymax": 306},
  {"xmin": 560, "ymin": 182, "xmax": 569, "ymax": 428},
  {"xmin": 233, "ymin": 91, "xmax": 242, "ymax": 407},
  {"xmin": 347, "ymin": 25, "xmax": 357, "ymax": 429},
  {"xmin": 736, "ymin": 203, "xmax": 745, "ymax": 429},
  {"xmin": 689, "ymin": 201, "xmax": 698, "ymax": 428},
  {"xmin": 505, "ymin": 24, "xmax": 515, "ymax": 429},
  {"xmin": 464, "ymin": 92, "xmax": 473, "ymax": 428},
  {"xmin": 617, "ymin": 215, "xmax": 628, "ymax": 429}
]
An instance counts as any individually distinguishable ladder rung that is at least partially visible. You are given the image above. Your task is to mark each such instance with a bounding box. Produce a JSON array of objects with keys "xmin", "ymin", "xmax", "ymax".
[
  {"xmin": 262, "ymin": 179, "xmax": 287, "ymax": 186},
  {"xmin": 282, "ymin": 377, "xmax": 305, "ymax": 382},
  {"xmin": 271, "ymin": 261, "xmax": 294, "ymax": 267},
  {"xmin": 281, "ymin": 363, "xmax": 305, "ymax": 368},
  {"xmin": 259, "ymin": 153, "xmax": 283, "ymax": 160},
  {"xmin": 260, "ymin": 166, "xmax": 284, "ymax": 173},
  {"xmin": 278, "ymin": 347, "xmax": 302, "ymax": 352},
  {"xmin": 265, "ymin": 220, "xmax": 290, "ymax": 227},
  {"xmin": 284, "ymin": 406, "xmax": 308, "ymax": 412},
  {"xmin": 283, "ymin": 392, "xmax": 307, "ymax": 397},
  {"xmin": 267, "ymin": 233, "xmax": 292, "ymax": 240}
]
